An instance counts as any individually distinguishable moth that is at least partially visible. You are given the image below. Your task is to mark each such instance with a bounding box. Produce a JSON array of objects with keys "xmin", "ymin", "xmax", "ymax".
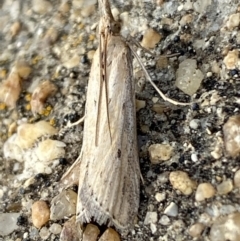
[
  {"xmin": 61, "ymin": 0, "xmax": 190, "ymax": 236},
  {"xmin": 61, "ymin": 0, "xmax": 140, "ymax": 233}
]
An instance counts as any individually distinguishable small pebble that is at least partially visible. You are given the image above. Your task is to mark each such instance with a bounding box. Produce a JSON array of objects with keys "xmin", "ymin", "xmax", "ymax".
[
  {"xmin": 223, "ymin": 115, "xmax": 240, "ymax": 157},
  {"xmin": 150, "ymin": 223, "xmax": 157, "ymax": 234},
  {"xmin": 32, "ymin": 0, "xmax": 53, "ymax": 14},
  {"xmin": 60, "ymin": 216, "xmax": 82, "ymax": 241},
  {"xmin": 0, "ymin": 213, "xmax": 20, "ymax": 236},
  {"xmin": 195, "ymin": 183, "xmax": 216, "ymax": 201},
  {"xmin": 211, "ymin": 144, "xmax": 223, "ymax": 160},
  {"xmin": 169, "ymin": 171, "xmax": 197, "ymax": 195},
  {"xmin": 35, "ymin": 139, "xmax": 66, "ymax": 162},
  {"xmin": 23, "ymin": 177, "xmax": 35, "ymax": 188},
  {"xmin": 211, "ymin": 61, "xmax": 220, "ymax": 74},
  {"xmin": 15, "ymin": 121, "xmax": 57, "ymax": 149},
  {"xmin": 188, "ymin": 222, "xmax": 204, "ymax": 238},
  {"xmin": 226, "ymin": 13, "xmax": 240, "ymax": 30},
  {"xmin": 10, "ymin": 21, "xmax": 21, "ymax": 37},
  {"xmin": 98, "ymin": 228, "xmax": 121, "ymax": 241},
  {"xmin": 223, "ymin": 50, "xmax": 239, "ymax": 70},
  {"xmin": 234, "ymin": 169, "xmax": 240, "ymax": 187},
  {"xmin": 164, "ymin": 202, "xmax": 178, "ymax": 217},
  {"xmin": 144, "ymin": 211, "xmax": 158, "ymax": 225},
  {"xmin": 0, "ymin": 71, "xmax": 21, "ymax": 108},
  {"xmin": 210, "ymin": 212, "xmax": 240, "ymax": 241},
  {"xmin": 189, "ymin": 119, "xmax": 199, "ymax": 129},
  {"xmin": 191, "ymin": 153, "xmax": 198, "ymax": 162},
  {"xmin": 83, "ymin": 224, "xmax": 100, "ymax": 241},
  {"xmin": 50, "ymin": 189, "xmax": 77, "ymax": 220},
  {"xmin": 58, "ymin": 2, "xmax": 70, "ymax": 14},
  {"xmin": 4, "ymin": 121, "xmax": 57, "ymax": 151},
  {"xmin": 39, "ymin": 227, "xmax": 50, "ymax": 240},
  {"xmin": 155, "ymin": 192, "xmax": 166, "ymax": 202},
  {"xmin": 180, "ymin": 14, "xmax": 193, "ymax": 26},
  {"xmin": 141, "ymin": 28, "xmax": 162, "ymax": 49},
  {"xmin": 152, "ymin": 103, "xmax": 166, "ymax": 114},
  {"xmin": 156, "ymin": 56, "xmax": 168, "ymax": 69},
  {"xmin": 148, "ymin": 143, "xmax": 173, "ymax": 164},
  {"xmin": 49, "ymin": 223, "xmax": 62, "ymax": 235},
  {"xmin": 30, "ymin": 80, "xmax": 57, "ymax": 114},
  {"xmin": 217, "ymin": 179, "xmax": 233, "ymax": 195},
  {"xmin": 193, "ymin": 0, "xmax": 212, "ymax": 13},
  {"xmin": 175, "ymin": 59, "xmax": 204, "ymax": 96},
  {"xmin": 136, "ymin": 99, "xmax": 146, "ymax": 112},
  {"xmin": 159, "ymin": 215, "xmax": 170, "ymax": 226},
  {"xmin": 43, "ymin": 27, "xmax": 59, "ymax": 45},
  {"xmin": 32, "ymin": 201, "xmax": 50, "ymax": 229},
  {"xmin": 87, "ymin": 50, "xmax": 95, "ymax": 60},
  {"xmin": 63, "ymin": 55, "xmax": 80, "ymax": 69}
]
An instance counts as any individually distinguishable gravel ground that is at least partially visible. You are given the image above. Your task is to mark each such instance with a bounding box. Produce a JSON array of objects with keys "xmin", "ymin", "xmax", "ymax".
[{"xmin": 1, "ymin": 0, "xmax": 240, "ymax": 240}]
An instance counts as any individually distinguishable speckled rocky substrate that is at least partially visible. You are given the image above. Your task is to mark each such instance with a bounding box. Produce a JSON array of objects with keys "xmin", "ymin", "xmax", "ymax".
[{"xmin": 1, "ymin": 0, "xmax": 240, "ymax": 241}]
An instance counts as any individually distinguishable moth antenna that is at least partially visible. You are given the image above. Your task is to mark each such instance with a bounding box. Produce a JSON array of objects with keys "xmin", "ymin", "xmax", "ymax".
[
  {"xmin": 95, "ymin": 36, "xmax": 103, "ymax": 146},
  {"xmin": 95, "ymin": 35, "xmax": 112, "ymax": 146},
  {"xmin": 99, "ymin": 0, "xmax": 115, "ymax": 21},
  {"xmin": 103, "ymin": 32, "xmax": 112, "ymax": 143},
  {"xmin": 129, "ymin": 45, "xmax": 191, "ymax": 106},
  {"xmin": 59, "ymin": 116, "xmax": 85, "ymax": 137},
  {"xmin": 95, "ymin": 0, "xmax": 118, "ymax": 145}
]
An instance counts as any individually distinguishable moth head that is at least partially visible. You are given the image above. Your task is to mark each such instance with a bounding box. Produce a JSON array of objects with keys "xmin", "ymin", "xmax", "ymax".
[{"xmin": 110, "ymin": 20, "xmax": 121, "ymax": 34}]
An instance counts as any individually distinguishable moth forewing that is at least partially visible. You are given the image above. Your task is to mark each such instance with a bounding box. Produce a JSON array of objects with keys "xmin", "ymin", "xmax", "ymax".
[{"xmin": 76, "ymin": 33, "xmax": 140, "ymax": 231}]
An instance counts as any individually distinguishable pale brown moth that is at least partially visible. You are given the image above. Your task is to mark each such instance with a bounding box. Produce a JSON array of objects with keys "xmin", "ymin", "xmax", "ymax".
[
  {"xmin": 61, "ymin": 0, "xmax": 190, "ymax": 236},
  {"xmin": 61, "ymin": 0, "xmax": 140, "ymax": 233}
]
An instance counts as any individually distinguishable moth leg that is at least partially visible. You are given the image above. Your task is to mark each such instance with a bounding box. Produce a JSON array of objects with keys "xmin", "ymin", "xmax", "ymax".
[
  {"xmin": 129, "ymin": 45, "xmax": 192, "ymax": 106},
  {"xmin": 60, "ymin": 148, "xmax": 83, "ymax": 188},
  {"xmin": 59, "ymin": 115, "xmax": 85, "ymax": 136},
  {"xmin": 126, "ymin": 35, "xmax": 181, "ymax": 59},
  {"xmin": 126, "ymin": 35, "xmax": 155, "ymax": 57}
]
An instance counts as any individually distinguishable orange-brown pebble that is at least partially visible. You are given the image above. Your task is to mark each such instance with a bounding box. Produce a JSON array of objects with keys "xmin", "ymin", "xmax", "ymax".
[
  {"xmin": 88, "ymin": 34, "xmax": 95, "ymax": 41},
  {"xmin": 25, "ymin": 103, "xmax": 31, "ymax": 111},
  {"xmin": 30, "ymin": 80, "xmax": 57, "ymax": 114},
  {"xmin": 98, "ymin": 228, "xmax": 121, "ymax": 241},
  {"xmin": 195, "ymin": 183, "xmax": 216, "ymax": 201},
  {"xmin": 0, "ymin": 69, "xmax": 7, "ymax": 78},
  {"xmin": 141, "ymin": 28, "xmax": 162, "ymax": 49},
  {"xmin": 0, "ymin": 102, "xmax": 6, "ymax": 110},
  {"xmin": 10, "ymin": 21, "xmax": 21, "ymax": 37},
  {"xmin": 156, "ymin": 0, "xmax": 164, "ymax": 5},
  {"xmin": 0, "ymin": 71, "xmax": 21, "ymax": 108},
  {"xmin": 83, "ymin": 224, "xmax": 100, "ymax": 241},
  {"xmin": 156, "ymin": 56, "xmax": 169, "ymax": 69},
  {"xmin": 49, "ymin": 118, "xmax": 56, "ymax": 126},
  {"xmin": 25, "ymin": 93, "xmax": 32, "ymax": 102},
  {"xmin": 32, "ymin": 200, "xmax": 50, "ymax": 229}
]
